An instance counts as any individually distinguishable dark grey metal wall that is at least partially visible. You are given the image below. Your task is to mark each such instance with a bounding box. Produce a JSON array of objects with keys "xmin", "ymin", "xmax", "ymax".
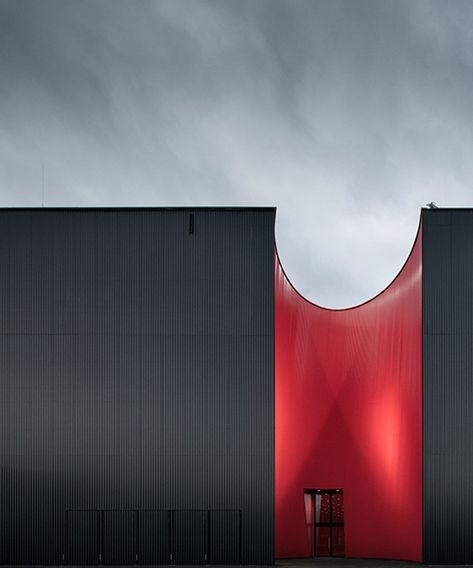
[
  {"xmin": 0, "ymin": 208, "xmax": 275, "ymax": 565},
  {"xmin": 423, "ymin": 208, "xmax": 473, "ymax": 564}
]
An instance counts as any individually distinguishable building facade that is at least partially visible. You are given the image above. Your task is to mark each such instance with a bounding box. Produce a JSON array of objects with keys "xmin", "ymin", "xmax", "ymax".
[
  {"xmin": 0, "ymin": 207, "xmax": 470, "ymax": 564},
  {"xmin": 0, "ymin": 208, "xmax": 275, "ymax": 565}
]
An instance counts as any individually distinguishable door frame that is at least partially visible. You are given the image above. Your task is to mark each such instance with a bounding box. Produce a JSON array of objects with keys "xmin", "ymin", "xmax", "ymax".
[{"xmin": 303, "ymin": 488, "xmax": 344, "ymax": 558}]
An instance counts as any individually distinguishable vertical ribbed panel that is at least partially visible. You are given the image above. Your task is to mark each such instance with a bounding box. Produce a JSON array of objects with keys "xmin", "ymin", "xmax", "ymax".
[
  {"xmin": 423, "ymin": 209, "xmax": 473, "ymax": 564},
  {"xmin": 0, "ymin": 208, "xmax": 275, "ymax": 565}
]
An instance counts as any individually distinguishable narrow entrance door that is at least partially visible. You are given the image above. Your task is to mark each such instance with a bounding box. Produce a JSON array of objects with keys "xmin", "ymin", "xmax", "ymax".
[{"xmin": 305, "ymin": 489, "xmax": 345, "ymax": 557}]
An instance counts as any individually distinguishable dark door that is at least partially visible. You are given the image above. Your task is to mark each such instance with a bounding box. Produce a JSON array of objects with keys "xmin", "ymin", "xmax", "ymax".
[
  {"xmin": 102, "ymin": 510, "xmax": 136, "ymax": 565},
  {"xmin": 306, "ymin": 489, "xmax": 345, "ymax": 557},
  {"xmin": 138, "ymin": 510, "xmax": 170, "ymax": 564},
  {"xmin": 208, "ymin": 510, "xmax": 241, "ymax": 564},
  {"xmin": 67, "ymin": 510, "xmax": 99, "ymax": 564},
  {"xmin": 173, "ymin": 510, "xmax": 207, "ymax": 564}
]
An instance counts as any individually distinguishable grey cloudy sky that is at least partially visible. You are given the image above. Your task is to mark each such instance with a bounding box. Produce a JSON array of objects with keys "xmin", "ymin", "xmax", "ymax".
[{"xmin": 1, "ymin": 0, "xmax": 472, "ymax": 307}]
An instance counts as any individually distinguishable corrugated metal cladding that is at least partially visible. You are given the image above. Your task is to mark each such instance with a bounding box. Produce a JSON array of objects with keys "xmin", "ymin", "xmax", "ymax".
[
  {"xmin": 0, "ymin": 208, "xmax": 275, "ymax": 565},
  {"xmin": 423, "ymin": 208, "xmax": 473, "ymax": 564}
]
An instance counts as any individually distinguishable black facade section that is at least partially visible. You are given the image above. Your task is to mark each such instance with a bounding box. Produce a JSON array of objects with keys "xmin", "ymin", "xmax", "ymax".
[
  {"xmin": 0, "ymin": 208, "xmax": 275, "ymax": 565},
  {"xmin": 423, "ymin": 209, "xmax": 473, "ymax": 564}
]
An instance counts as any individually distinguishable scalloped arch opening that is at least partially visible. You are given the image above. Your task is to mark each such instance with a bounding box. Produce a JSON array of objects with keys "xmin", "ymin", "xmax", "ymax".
[
  {"xmin": 274, "ymin": 211, "xmax": 422, "ymax": 310},
  {"xmin": 275, "ymin": 213, "xmax": 423, "ymax": 561}
]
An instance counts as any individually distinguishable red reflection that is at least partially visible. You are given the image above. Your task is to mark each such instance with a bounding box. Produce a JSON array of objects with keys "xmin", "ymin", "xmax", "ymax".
[
  {"xmin": 275, "ymin": 224, "xmax": 422, "ymax": 561},
  {"xmin": 303, "ymin": 493, "xmax": 313, "ymax": 554}
]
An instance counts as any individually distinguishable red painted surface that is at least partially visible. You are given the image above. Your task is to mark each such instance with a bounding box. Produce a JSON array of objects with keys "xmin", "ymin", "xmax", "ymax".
[{"xmin": 275, "ymin": 226, "xmax": 422, "ymax": 561}]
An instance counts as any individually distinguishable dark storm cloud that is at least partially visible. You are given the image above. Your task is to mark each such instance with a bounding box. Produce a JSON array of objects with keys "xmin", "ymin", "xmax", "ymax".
[{"xmin": 1, "ymin": 0, "xmax": 473, "ymax": 306}]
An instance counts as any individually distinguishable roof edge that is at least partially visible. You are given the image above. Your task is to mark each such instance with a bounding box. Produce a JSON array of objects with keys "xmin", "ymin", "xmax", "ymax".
[{"xmin": 0, "ymin": 206, "xmax": 277, "ymax": 212}]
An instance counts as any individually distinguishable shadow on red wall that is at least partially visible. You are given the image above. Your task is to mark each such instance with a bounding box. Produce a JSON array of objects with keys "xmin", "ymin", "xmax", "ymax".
[{"xmin": 275, "ymin": 223, "xmax": 422, "ymax": 562}]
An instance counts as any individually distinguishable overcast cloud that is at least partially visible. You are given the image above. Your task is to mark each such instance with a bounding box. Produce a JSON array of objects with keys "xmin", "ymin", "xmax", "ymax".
[{"xmin": 1, "ymin": 0, "xmax": 473, "ymax": 307}]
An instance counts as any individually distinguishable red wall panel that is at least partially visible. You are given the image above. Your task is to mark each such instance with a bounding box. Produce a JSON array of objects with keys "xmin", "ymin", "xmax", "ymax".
[{"xmin": 275, "ymin": 227, "xmax": 422, "ymax": 561}]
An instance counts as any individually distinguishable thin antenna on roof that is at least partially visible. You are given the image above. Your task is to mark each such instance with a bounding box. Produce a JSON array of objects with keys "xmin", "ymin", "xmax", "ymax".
[{"xmin": 41, "ymin": 165, "xmax": 45, "ymax": 207}]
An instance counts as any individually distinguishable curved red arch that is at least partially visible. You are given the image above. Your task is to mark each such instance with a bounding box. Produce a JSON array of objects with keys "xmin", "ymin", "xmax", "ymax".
[
  {"xmin": 275, "ymin": 214, "xmax": 422, "ymax": 311},
  {"xmin": 275, "ymin": 217, "xmax": 422, "ymax": 561}
]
